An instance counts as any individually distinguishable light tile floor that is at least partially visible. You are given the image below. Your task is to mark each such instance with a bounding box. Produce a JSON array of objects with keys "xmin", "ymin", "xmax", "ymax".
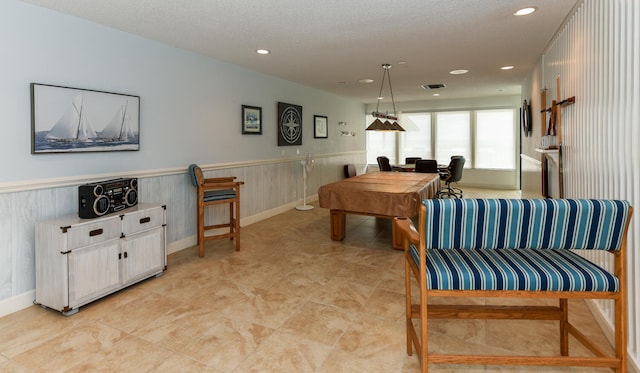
[{"xmin": 0, "ymin": 189, "xmax": 616, "ymax": 372}]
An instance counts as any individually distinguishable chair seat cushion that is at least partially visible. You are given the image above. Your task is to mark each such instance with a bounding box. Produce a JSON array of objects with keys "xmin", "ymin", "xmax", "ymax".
[
  {"xmin": 410, "ymin": 246, "xmax": 618, "ymax": 292},
  {"xmin": 203, "ymin": 189, "xmax": 236, "ymax": 202}
]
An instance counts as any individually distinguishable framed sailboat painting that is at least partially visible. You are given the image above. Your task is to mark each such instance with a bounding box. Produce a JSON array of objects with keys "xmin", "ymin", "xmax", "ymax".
[{"xmin": 31, "ymin": 83, "xmax": 140, "ymax": 153}]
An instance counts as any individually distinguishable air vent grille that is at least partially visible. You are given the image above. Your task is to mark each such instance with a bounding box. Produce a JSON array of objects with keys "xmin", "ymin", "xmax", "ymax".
[{"xmin": 421, "ymin": 83, "xmax": 446, "ymax": 90}]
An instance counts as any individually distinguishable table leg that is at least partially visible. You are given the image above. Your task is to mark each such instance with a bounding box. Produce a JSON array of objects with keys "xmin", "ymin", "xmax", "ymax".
[{"xmin": 330, "ymin": 210, "xmax": 346, "ymax": 241}]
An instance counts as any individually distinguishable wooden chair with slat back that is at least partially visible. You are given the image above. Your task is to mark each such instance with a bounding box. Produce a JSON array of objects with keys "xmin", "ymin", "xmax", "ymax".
[{"xmin": 188, "ymin": 164, "xmax": 244, "ymax": 257}]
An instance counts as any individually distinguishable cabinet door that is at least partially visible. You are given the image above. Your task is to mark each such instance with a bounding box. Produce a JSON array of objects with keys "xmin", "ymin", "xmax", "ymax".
[
  {"xmin": 121, "ymin": 226, "xmax": 165, "ymax": 286},
  {"xmin": 68, "ymin": 238, "xmax": 121, "ymax": 308}
]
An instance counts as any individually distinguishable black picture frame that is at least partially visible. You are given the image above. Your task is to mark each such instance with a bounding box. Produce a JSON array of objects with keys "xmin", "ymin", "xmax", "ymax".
[
  {"xmin": 314, "ymin": 115, "xmax": 328, "ymax": 138},
  {"xmin": 277, "ymin": 102, "xmax": 303, "ymax": 146},
  {"xmin": 242, "ymin": 105, "xmax": 262, "ymax": 134},
  {"xmin": 31, "ymin": 83, "xmax": 140, "ymax": 154}
]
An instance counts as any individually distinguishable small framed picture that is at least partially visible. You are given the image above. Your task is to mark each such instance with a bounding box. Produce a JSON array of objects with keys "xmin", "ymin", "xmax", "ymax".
[
  {"xmin": 314, "ymin": 115, "xmax": 328, "ymax": 138},
  {"xmin": 242, "ymin": 105, "xmax": 262, "ymax": 134}
]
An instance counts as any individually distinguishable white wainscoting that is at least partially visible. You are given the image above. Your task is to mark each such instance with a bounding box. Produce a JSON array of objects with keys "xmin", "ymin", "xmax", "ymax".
[
  {"xmin": 0, "ymin": 151, "xmax": 366, "ymax": 316},
  {"xmin": 520, "ymin": 154, "xmax": 542, "ymax": 199}
]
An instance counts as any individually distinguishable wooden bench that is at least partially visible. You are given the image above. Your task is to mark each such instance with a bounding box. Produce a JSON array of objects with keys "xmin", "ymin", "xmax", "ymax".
[{"xmin": 395, "ymin": 198, "xmax": 633, "ymax": 372}]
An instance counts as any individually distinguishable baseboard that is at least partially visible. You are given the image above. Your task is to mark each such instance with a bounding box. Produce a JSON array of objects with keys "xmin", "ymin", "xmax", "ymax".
[
  {"xmin": 165, "ymin": 196, "xmax": 317, "ymax": 255},
  {"xmin": 584, "ymin": 299, "xmax": 640, "ymax": 372},
  {"xmin": 0, "ymin": 290, "xmax": 36, "ymax": 318},
  {"xmin": 167, "ymin": 236, "xmax": 196, "ymax": 255}
]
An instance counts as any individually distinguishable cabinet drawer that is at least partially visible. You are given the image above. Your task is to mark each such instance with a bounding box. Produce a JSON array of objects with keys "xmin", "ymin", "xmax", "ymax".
[
  {"xmin": 66, "ymin": 217, "xmax": 121, "ymax": 250},
  {"xmin": 122, "ymin": 206, "xmax": 164, "ymax": 235}
]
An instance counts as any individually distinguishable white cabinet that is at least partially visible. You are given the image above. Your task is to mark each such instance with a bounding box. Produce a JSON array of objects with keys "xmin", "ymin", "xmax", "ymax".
[{"xmin": 36, "ymin": 203, "xmax": 166, "ymax": 315}]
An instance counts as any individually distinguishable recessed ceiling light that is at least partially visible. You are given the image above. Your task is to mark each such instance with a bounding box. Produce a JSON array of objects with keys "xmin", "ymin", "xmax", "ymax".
[
  {"xmin": 256, "ymin": 49, "xmax": 270, "ymax": 55},
  {"xmin": 359, "ymin": 78, "xmax": 374, "ymax": 84},
  {"xmin": 501, "ymin": 65, "xmax": 515, "ymax": 70},
  {"xmin": 449, "ymin": 69, "xmax": 469, "ymax": 75},
  {"xmin": 514, "ymin": 7, "xmax": 536, "ymax": 16},
  {"xmin": 433, "ymin": 93, "xmax": 441, "ymax": 97}
]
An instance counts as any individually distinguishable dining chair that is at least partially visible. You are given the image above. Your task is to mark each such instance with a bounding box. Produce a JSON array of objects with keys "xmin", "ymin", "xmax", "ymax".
[
  {"xmin": 343, "ymin": 164, "xmax": 356, "ymax": 178},
  {"xmin": 405, "ymin": 157, "xmax": 422, "ymax": 165},
  {"xmin": 437, "ymin": 156, "xmax": 465, "ymax": 198},
  {"xmin": 376, "ymin": 156, "xmax": 392, "ymax": 171},
  {"xmin": 414, "ymin": 159, "xmax": 438, "ymax": 173}
]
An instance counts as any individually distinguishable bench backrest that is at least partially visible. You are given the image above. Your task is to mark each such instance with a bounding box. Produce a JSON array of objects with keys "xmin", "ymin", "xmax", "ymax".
[{"xmin": 422, "ymin": 199, "xmax": 631, "ymax": 251}]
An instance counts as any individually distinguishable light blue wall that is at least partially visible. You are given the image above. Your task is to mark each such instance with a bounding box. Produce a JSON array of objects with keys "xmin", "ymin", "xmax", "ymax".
[
  {"xmin": 0, "ymin": 0, "xmax": 365, "ymax": 185},
  {"xmin": 0, "ymin": 0, "xmax": 366, "ymax": 313}
]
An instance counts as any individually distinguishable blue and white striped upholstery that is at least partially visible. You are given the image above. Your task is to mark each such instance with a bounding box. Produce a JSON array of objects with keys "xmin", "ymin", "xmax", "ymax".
[
  {"xmin": 410, "ymin": 247, "xmax": 619, "ymax": 291},
  {"xmin": 411, "ymin": 199, "xmax": 631, "ymax": 292},
  {"xmin": 422, "ymin": 199, "xmax": 630, "ymax": 251}
]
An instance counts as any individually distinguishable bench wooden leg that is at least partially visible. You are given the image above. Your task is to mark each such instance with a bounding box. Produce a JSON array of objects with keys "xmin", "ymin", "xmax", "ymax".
[
  {"xmin": 420, "ymin": 287, "xmax": 428, "ymax": 373},
  {"xmin": 560, "ymin": 298, "xmax": 569, "ymax": 356},
  {"xmin": 405, "ymin": 253, "xmax": 413, "ymax": 356}
]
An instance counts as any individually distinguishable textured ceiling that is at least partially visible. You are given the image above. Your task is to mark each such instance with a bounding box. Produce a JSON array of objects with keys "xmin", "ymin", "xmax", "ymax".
[{"xmin": 20, "ymin": 0, "xmax": 578, "ymax": 104}]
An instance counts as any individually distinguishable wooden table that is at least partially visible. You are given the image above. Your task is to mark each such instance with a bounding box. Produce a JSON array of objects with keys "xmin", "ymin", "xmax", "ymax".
[
  {"xmin": 392, "ymin": 164, "xmax": 415, "ymax": 172},
  {"xmin": 318, "ymin": 172, "xmax": 440, "ymax": 249}
]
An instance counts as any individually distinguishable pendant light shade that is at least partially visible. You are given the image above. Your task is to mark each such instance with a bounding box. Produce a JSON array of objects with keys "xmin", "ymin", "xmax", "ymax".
[
  {"xmin": 365, "ymin": 118, "xmax": 387, "ymax": 131},
  {"xmin": 367, "ymin": 64, "xmax": 405, "ymax": 131}
]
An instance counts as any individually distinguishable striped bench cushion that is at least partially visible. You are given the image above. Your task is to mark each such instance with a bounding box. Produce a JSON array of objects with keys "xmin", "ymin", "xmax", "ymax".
[
  {"xmin": 409, "ymin": 246, "xmax": 618, "ymax": 292},
  {"xmin": 422, "ymin": 199, "xmax": 630, "ymax": 251}
]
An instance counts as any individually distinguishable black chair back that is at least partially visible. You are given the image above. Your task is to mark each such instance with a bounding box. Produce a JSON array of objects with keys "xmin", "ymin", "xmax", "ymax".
[
  {"xmin": 377, "ymin": 156, "xmax": 392, "ymax": 171},
  {"xmin": 446, "ymin": 156, "xmax": 465, "ymax": 182},
  {"xmin": 343, "ymin": 164, "xmax": 356, "ymax": 178},
  {"xmin": 414, "ymin": 159, "xmax": 438, "ymax": 173},
  {"xmin": 405, "ymin": 157, "xmax": 421, "ymax": 165}
]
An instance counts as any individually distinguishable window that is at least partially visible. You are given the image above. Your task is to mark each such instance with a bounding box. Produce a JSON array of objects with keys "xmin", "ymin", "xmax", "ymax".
[
  {"xmin": 366, "ymin": 108, "xmax": 516, "ymax": 171},
  {"xmin": 435, "ymin": 111, "xmax": 471, "ymax": 165},
  {"xmin": 366, "ymin": 115, "xmax": 398, "ymax": 164},
  {"xmin": 475, "ymin": 109, "xmax": 515, "ymax": 169},
  {"xmin": 399, "ymin": 113, "xmax": 432, "ymax": 161}
]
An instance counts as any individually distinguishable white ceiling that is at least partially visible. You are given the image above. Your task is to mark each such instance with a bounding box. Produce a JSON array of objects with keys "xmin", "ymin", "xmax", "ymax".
[{"xmin": 20, "ymin": 0, "xmax": 578, "ymax": 104}]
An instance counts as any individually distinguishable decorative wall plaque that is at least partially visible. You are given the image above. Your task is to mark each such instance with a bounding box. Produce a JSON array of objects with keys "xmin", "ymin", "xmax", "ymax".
[{"xmin": 277, "ymin": 102, "xmax": 302, "ymax": 146}]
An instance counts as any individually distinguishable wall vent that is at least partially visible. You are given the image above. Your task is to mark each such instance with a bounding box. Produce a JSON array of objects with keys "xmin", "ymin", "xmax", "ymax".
[{"xmin": 421, "ymin": 83, "xmax": 446, "ymax": 90}]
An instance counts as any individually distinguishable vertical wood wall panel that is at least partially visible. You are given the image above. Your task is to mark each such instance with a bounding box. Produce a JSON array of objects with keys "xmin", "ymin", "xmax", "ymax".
[
  {"xmin": 0, "ymin": 153, "xmax": 364, "ymax": 310},
  {"xmin": 542, "ymin": 0, "xmax": 639, "ymax": 366}
]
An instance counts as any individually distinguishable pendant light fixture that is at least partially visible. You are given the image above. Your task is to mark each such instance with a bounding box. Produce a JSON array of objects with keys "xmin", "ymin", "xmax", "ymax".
[{"xmin": 366, "ymin": 64, "xmax": 405, "ymax": 131}]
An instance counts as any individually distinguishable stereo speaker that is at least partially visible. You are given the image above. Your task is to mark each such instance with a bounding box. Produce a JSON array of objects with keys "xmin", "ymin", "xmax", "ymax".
[{"xmin": 78, "ymin": 178, "xmax": 138, "ymax": 219}]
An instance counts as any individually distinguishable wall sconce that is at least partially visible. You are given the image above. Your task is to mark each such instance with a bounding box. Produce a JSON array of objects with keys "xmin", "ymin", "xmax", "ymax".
[{"xmin": 338, "ymin": 121, "xmax": 355, "ymax": 136}]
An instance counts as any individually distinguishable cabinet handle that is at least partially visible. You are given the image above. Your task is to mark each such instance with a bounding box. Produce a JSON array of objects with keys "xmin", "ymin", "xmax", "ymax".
[
  {"xmin": 124, "ymin": 251, "xmax": 128, "ymax": 258},
  {"xmin": 89, "ymin": 228, "xmax": 103, "ymax": 237},
  {"xmin": 140, "ymin": 217, "xmax": 151, "ymax": 224}
]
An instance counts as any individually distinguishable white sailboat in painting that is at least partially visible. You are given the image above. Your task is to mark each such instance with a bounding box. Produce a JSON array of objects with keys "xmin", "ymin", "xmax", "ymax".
[
  {"xmin": 99, "ymin": 101, "xmax": 134, "ymax": 142},
  {"xmin": 45, "ymin": 95, "xmax": 96, "ymax": 142}
]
